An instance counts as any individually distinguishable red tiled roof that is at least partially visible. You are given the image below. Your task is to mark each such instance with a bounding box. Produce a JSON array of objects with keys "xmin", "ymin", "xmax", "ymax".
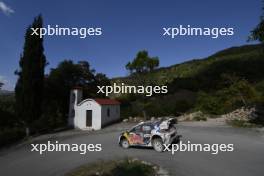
[{"xmin": 94, "ymin": 98, "xmax": 120, "ymax": 105}]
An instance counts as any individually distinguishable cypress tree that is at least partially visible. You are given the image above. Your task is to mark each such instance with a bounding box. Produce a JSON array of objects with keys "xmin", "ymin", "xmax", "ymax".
[{"xmin": 15, "ymin": 15, "xmax": 47, "ymax": 135}]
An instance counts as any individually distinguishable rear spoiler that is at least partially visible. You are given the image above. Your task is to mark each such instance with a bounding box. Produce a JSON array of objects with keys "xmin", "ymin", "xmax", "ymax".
[
  {"xmin": 168, "ymin": 118, "xmax": 177, "ymax": 125},
  {"xmin": 159, "ymin": 118, "xmax": 177, "ymax": 130}
]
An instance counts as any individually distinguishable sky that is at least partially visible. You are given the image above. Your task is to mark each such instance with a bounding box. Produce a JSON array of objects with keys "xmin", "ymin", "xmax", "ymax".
[{"xmin": 0, "ymin": 0, "xmax": 261, "ymax": 90}]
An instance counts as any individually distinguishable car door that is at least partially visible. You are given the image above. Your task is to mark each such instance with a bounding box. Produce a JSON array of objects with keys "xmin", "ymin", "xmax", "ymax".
[
  {"xmin": 142, "ymin": 125, "xmax": 152, "ymax": 145},
  {"xmin": 128, "ymin": 125, "xmax": 144, "ymax": 145}
]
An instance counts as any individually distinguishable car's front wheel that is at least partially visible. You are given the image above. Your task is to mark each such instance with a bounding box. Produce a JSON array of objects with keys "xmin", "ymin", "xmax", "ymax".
[
  {"xmin": 152, "ymin": 138, "xmax": 164, "ymax": 152},
  {"xmin": 120, "ymin": 138, "xmax": 130, "ymax": 149}
]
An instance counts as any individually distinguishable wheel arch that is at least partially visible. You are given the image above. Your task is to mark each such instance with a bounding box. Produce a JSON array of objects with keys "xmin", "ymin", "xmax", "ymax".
[
  {"xmin": 151, "ymin": 135, "xmax": 163, "ymax": 143},
  {"xmin": 119, "ymin": 135, "xmax": 129, "ymax": 145}
]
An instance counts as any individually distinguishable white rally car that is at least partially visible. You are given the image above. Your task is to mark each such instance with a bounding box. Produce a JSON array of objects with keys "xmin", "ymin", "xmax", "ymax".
[{"xmin": 118, "ymin": 118, "xmax": 181, "ymax": 152}]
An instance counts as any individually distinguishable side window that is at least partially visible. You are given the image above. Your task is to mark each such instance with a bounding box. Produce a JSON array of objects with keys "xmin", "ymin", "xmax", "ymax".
[
  {"xmin": 130, "ymin": 125, "xmax": 142, "ymax": 133},
  {"xmin": 107, "ymin": 108, "xmax": 110, "ymax": 117},
  {"xmin": 135, "ymin": 125, "xmax": 142, "ymax": 132},
  {"xmin": 130, "ymin": 127, "xmax": 136, "ymax": 133},
  {"xmin": 142, "ymin": 125, "xmax": 152, "ymax": 133}
]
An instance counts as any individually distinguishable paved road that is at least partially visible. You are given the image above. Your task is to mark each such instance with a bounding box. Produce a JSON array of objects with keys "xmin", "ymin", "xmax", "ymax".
[{"xmin": 0, "ymin": 123, "xmax": 264, "ymax": 176}]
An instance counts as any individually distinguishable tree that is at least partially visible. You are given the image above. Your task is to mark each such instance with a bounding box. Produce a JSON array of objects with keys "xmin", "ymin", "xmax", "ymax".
[
  {"xmin": 42, "ymin": 60, "xmax": 109, "ymax": 127},
  {"xmin": 94, "ymin": 73, "xmax": 110, "ymax": 87},
  {"xmin": 15, "ymin": 15, "xmax": 47, "ymax": 135},
  {"xmin": 147, "ymin": 57, "xmax": 159, "ymax": 71},
  {"xmin": 44, "ymin": 60, "xmax": 93, "ymax": 120},
  {"xmin": 125, "ymin": 62, "xmax": 133, "ymax": 74},
  {"xmin": 124, "ymin": 51, "xmax": 160, "ymax": 118},
  {"xmin": 132, "ymin": 51, "xmax": 148, "ymax": 73},
  {"xmin": 249, "ymin": 1, "xmax": 264, "ymax": 44},
  {"xmin": 125, "ymin": 50, "xmax": 159, "ymax": 74}
]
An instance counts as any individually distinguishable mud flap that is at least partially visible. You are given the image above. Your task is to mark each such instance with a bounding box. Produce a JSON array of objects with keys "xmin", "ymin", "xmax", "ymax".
[{"xmin": 172, "ymin": 135, "xmax": 182, "ymax": 144}]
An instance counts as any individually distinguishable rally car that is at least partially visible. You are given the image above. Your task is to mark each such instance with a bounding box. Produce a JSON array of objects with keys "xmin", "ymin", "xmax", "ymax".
[{"xmin": 118, "ymin": 118, "xmax": 181, "ymax": 152}]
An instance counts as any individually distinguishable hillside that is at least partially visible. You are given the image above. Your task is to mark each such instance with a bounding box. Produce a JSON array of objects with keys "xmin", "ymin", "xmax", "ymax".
[
  {"xmin": 112, "ymin": 44, "xmax": 264, "ymax": 118},
  {"xmin": 112, "ymin": 44, "xmax": 263, "ymax": 87}
]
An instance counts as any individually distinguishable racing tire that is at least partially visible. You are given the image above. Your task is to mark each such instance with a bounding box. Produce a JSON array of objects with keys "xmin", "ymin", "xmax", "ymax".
[
  {"xmin": 152, "ymin": 138, "xmax": 164, "ymax": 152},
  {"xmin": 120, "ymin": 138, "xmax": 130, "ymax": 149}
]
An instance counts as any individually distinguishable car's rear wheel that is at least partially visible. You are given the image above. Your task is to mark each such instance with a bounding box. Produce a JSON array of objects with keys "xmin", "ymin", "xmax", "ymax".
[
  {"xmin": 152, "ymin": 138, "xmax": 164, "ymax": 152},
  {"xmin": 120, "ymin": 138, "xmax": 130, "ymax": 149}
]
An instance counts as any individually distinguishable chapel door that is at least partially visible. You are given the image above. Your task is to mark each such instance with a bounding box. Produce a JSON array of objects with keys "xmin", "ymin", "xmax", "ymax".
[{"xmin": 86, "ymin": 110, "xmax": 92, "ymax": 127}]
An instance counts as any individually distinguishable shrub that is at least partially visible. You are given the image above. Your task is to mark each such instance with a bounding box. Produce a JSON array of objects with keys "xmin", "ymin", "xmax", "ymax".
[
  {"xmin": 195, "ymin": 79, "xmax": 259, "ymax": 115},
  {"xmin": 174, "ymin": 100, "xmax": 192, "ymax": 114},
  {"xmin": 249, "ymin": 105, "xmax": 264, "ymax": 126},
  {"xmin": 227, "ymin": 119, "xmax": 258, "ymax": 128},
  {"xmin": 0, "ymin": 127, "xmax": 25, "ymax": 148},
  {"xmin": 193, "ymin": 112, "xmax": 207, "ymax": 121},
  {"xmin": 0, "ymin": 94, "xmax": 17, "ymax": 127},
  {"xmin": 195, "ymin": 91, "xmax": 224, "ymax": 115},
  {"xmin": 66, "ymin": 158, "xmax": 156, "ymax": 176}
]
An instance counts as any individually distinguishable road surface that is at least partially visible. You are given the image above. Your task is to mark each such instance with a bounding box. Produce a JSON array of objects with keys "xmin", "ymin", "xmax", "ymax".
[{"xmin": 0, "ymin": 122, "xmax": 263, "ymax": 176}]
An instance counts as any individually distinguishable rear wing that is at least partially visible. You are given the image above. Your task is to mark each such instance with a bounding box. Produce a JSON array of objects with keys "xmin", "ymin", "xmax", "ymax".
[
  {"xmin": 159, "ymin": 118, "xmax": 177, "ymax": 130},
  {"xmin": 168, "ymin": 118, "xmax": 177, "ymax": 125}
]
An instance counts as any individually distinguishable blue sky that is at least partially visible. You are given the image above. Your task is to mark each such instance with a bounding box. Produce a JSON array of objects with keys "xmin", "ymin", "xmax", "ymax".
[{"xmin": 0, "ymin": 0, "xmax": 261, "ymax": 90}]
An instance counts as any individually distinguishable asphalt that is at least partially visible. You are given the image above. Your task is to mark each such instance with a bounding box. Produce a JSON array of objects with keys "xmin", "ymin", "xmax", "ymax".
[{"xmin": 0, "ymin": 122, "xmax": 263, "ymax": 176}]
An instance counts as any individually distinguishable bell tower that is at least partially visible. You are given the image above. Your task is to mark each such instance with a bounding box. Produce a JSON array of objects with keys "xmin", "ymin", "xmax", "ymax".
[{"xmin": 68, "ymin": 87, "xmax": 83, "ymax": 127}]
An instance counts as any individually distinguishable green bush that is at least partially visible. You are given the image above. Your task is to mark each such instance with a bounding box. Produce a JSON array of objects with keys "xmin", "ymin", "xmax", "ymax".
[
  {"xmin": 119, "ymin": 91, "xmax": 195, "ymax": 118},
  {"xmin": 0, "ymin": 127, "xmax": 25, "ymax": 147},
  {"xmin": 193, "ymin": 115, "xmax": 207, "ymax": 121},
  {"xmin": 195, "ymin": 91, "xmax": 224, "ymax": 115},
  {"xmin": 0, "ymin": 94, "xmax": 17, "ymax": 127},
  {"xmin": 249, "ymin": 105, "xmax": 264, "ymax": 126},
  {"xmin": 227, "ymin": 119, "xmax": 258, "ymax": 128},
  {"xmin": 195, "ymin": 79, "xmax": 259, "ymax": 115},
  {"xmin": 174, "ymin": 100, "xmax": 192, "ymax": 114}
]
